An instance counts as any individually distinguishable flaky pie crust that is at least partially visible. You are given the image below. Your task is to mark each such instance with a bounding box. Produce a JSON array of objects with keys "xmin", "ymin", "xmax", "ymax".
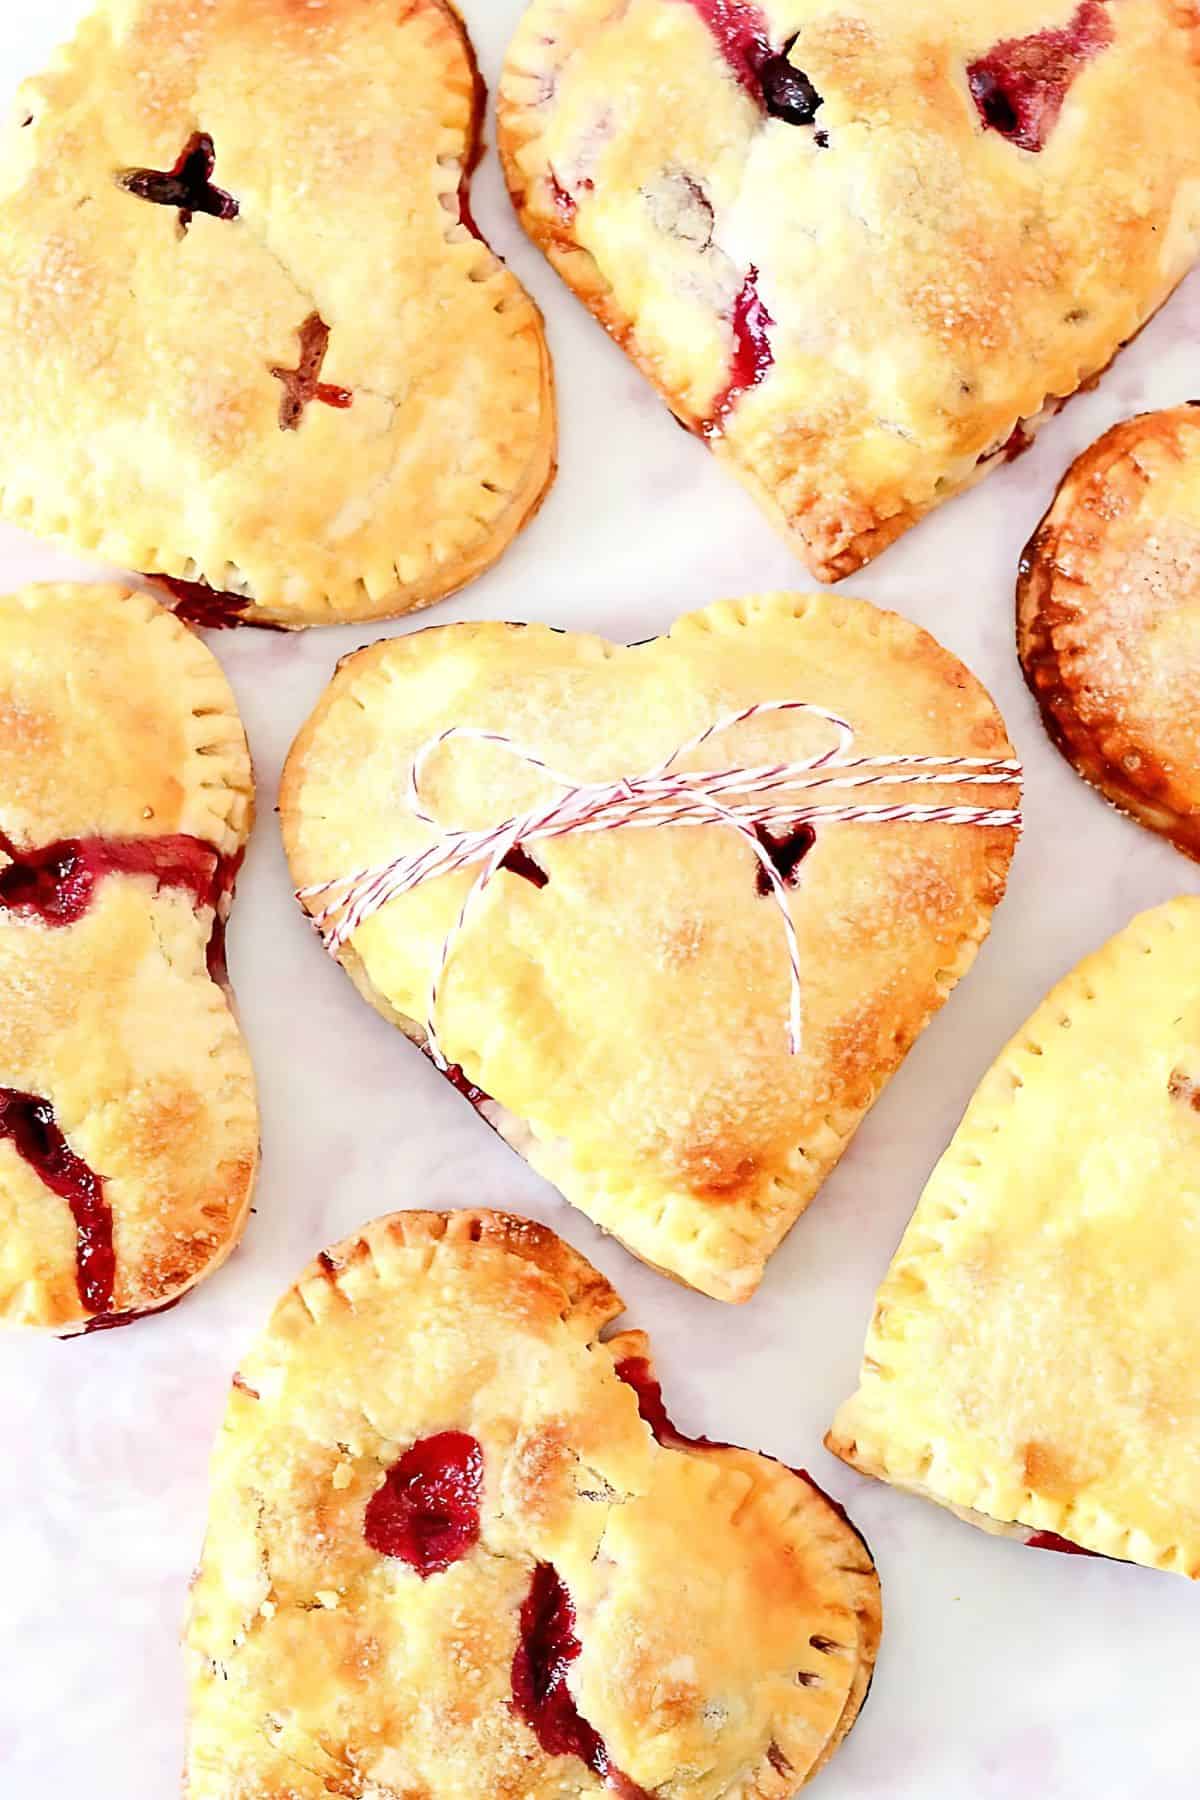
[
  {"xmin": 184, "ymin": 1208, "xmax": 880, "ymax": 1798},
  {"xmin": 499, "ymin": 0, "xmax": 1200, "ymax": 581},
  {"xmin": 0, "ymin": 0, "xmax": 555, "ymax": 627},
  {"xmin": 1018, "ymin": 403, "xmax": 1200, "ymax": 860},
  {"xmin": 829, "ymin": 897, "xmax": 1200, "ymax": 1579},
  {"xmin": 282, "ymin": 593, "xmax": 1018, "ymax": 1302},
  {"xmin": 0, "ymin": 583, "xmax": 257, "ymax": 1332}
]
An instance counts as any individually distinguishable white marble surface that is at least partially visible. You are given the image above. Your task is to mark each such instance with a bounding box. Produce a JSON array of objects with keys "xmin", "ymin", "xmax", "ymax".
[{"xmin": 1, "ymin": 4, "xmax": 1198, "ymax": 1795}]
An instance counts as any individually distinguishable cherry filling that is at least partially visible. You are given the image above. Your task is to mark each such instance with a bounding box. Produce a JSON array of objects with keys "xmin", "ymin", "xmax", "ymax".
[
  {"xmin": 682, "ymin": 3, "xmax": 825, "ymax": 128},
  {"xmin": 0, "ymin": 830, "xmax": 224, "ymax": 929},
  {"xmin": 271, "ymin": 314, "xmax": 354, "ymax": 432},
  {"xmin": 1026, "ymin": 1530, "xmax": 1100, "ymax": 1558},
  {"xmin": 616, "ymin": 1354, "xmax": 722, "ymax": 1451},
  {"xmin": 499, "ymin": 845, "xmax": 549, "ymax": 889},
  {"xmin": 967, "ymin": 0, "xmax": 1113, "ymax": 152},
  {"xmin": 511, "ymin": 1564, "xmax": 650, "ymax": 1798},
  {"xmin": 457, "ymin": 37, "xmax": 489, "ymax": 243},
  {"xmin": 146, "ymin": 576, "xmax": 251, "ymax": 630},
  {"xmin": 119, "ymin": 131, "xmax": 239, "ymax": 231},
  {"xmin": 0, "ymin": 1088, "xmax": 113, "ymax": 1314},
  {"xmin": 706, "ymin": 266, "xmax": 774, "ymax": 435},
  {"xmin": 363, "ymin": 1431, "xmax": 483, "ymax": 1576},
  {"xmin": 753, "ymin": 821, "xmax": 815, "ymax": 895}
]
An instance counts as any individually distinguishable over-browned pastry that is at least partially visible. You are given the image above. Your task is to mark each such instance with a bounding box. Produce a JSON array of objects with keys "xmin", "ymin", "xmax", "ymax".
[{"xmin": 1018, "ymin": 403, "xmax": 1200, "ymax": 858}]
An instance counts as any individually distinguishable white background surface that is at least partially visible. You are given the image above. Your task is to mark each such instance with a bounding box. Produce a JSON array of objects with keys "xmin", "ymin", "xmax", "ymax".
[{"xmin": 0, "ymin": 3, "xmax": 1197, "ymax": 1795}]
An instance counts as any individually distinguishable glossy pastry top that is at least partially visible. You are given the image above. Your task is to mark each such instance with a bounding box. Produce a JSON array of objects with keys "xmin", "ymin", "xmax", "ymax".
[
  {"xmin": 282, "ymin": 594, "xmax": 1018, "ymax": 1302},
  {"xmin": 185, "ymin": 1209, "xmax": 880, "ymax": 1798},
  {"xmin": 830, "ymin": 897, "xmax": 1200, "ymax": 1578},
  {"xmin": 500, "ymin": 0, "xmax": 1200, "ymax": 578},
  {"xmin": 0, "ymin": 583, "xmax": 257, "ymax": 1331},
  {"xmin": 0, "ymin": 0, "xmax": 554, "ymax": 626}
]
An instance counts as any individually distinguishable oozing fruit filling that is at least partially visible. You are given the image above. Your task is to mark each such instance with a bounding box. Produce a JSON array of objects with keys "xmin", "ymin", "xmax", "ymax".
[
  {"xmin": 753, "ymin": 821, "xmax": 816, "ymax": 895},
  {"xmin": 119, "ymin": 132, "xmax": 239, "ymax": 231},
  {"xmin": 1026, "ymin": 1530, "xmax": 1100, "ymax": 1557},
  {"xmin": 682, "ymin": 1, "xmax": 824, "ymax": 129},
  {"xmin": 146, "ymin": 576, "xmax": 251, "ymax": 630},
  {"xmin": 271, "ymin": 314, "xmax": 354, "ymax": 432},
  {"xmin": 615, "ymin": 1354, "xmax": 720, "ymax": 1450},
  {"xmin": 967, "ymin": 0, "xmax": 1113, "ymax": 152},
  {"xmin": 0, "ymin": 1088, "xmax": 113, "ymax": 1314},
  {"xmin": 363, "ymin": 1431, "xmax": 484, "ymax": 1576},
  {"xmin": 511, "ymin": 1564, "xmax": 649, "ymax": 1798},
  {"xmin": 0, "ymin": 831, "xmax": 224, "ymax": 928},
  {"xmin": 706, "ymin": 266, "xmax": 774, "ymax": 433}
]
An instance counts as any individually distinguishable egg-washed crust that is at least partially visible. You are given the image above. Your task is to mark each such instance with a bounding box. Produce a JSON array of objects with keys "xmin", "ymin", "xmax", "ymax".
[
  {"xmin": 0, "ymin": 583, "xmax": 257, "ymax": 1332},
  {"xmin": 1018, "ymin": 404, "xmax": 1200, "ymax": 860},
  {"xmin": 184, "ymin": 1208, "xmax": 881, "ymax": 1800},
  {"xmin": 828, "ymin": 897, "xmax": 1200, "ymax": 1579},
  {"xmin": 498, "ymin": 0, "xmax": 1200, "ymax": 582},
  {"xmin": 0, "ymin": 0, "xmax": 555, "ymax": 628},
  {"xmin": 281, "ymin": 593, "xmax": 1019, "ymax": 1302}
]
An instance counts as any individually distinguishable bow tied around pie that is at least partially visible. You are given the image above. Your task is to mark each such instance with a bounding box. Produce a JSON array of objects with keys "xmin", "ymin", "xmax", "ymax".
[
  {"xmin": 283, "ymin": 593, "xmax": 1020, "ymax": 1302},
  {"xmin": 184, "ymin": 1209, "xmax": 881, "ymax": 1798}
]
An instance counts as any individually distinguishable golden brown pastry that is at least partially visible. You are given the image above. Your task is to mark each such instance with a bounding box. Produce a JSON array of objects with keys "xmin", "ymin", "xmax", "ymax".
[
  {"xmin": 0, "ymin": 583, "xmax": 257, "ymax": 1332},
  {"xmin": 185, "ymin": 1209, "xmax": 881, "ymax": 1798},
  {"xmin": 499, "ymin": 0, "xmax": 1200, "ymax": 580},
  {"xmin": 1018, "ymin": 403, "xmax": 1200, "ymax": 859},
  {"xmin": 829, "ymin": 897, "xmax": 1200, "ymax": 1578},
  {"xmin": 0, "ymin": 0, "xmax": 555, "ymax": 628},
  {"xmin": 282, "ymin": 594, "xmax": 1020, "ymax": 1302}
]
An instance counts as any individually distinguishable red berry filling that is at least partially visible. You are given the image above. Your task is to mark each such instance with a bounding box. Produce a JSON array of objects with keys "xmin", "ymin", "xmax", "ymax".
[
  {"xmin": 0, "ymin": 1088, "xmax": 113, "ymax": 1314},
  {"xmin": 616, "ymin": 1354, "xmax": 722, "ymax": 1450},
  {"xmin": 363, "ymin": 1431, "xmax": 484, "ymax": 1576},
  {"xmin": 0, "ymin": 830, "xmax": 226, "ymax": 929},
  {"xmin": 119, "ymin": 132, "xmax": 239, "ymax": 232},
  {"xmin": 512, "ymin": 1564, "xmax": 650, "ymax": 1797},
  {"xmin": 499, "ymin": 845, "xmax": 549, "ymax": 889},
  {"xmin": 1026, "ymin": 1530, "xmax": 1100, "ymax": 1557},
  {"xmin": 705, "ymin": 266, "xmax": 774, "ymax": 434},
  {"xmin": 967, "ymin": 0, "xmax": 1113, "ymax": 152},
  {"xmin": 271, "ymin": 314, "xmax": 354, "ymax": 432},
  {"xmin": 682, "ymin": 3, "xmax": 825, "ymax": 127},
  {"xmin": 146, "ymin": 576, "xmax": 252, "ymax": 630},
  {"xmin": 753, "ymin": 821, "xmax": 815, "ymax": 895}
]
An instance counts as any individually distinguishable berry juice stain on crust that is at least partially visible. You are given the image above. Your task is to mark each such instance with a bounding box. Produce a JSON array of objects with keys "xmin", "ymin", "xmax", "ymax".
[
  {"xmin": 0, "ymin": 830, "xmax": 225, "ymax": 928},
  {"xmin": 968, "ymin": 0, "xmax": 1113, "ymax": 152},
  {"xmin": 363, "ymin": 1431, "xmax": 484, "ymax": 1576},
  {"xmin": 511, "ymin": 1563, "xmax": 650, "ymax": 1798},
  {"xmin": 119, "ymin": 132, "xmax": 239, "ymax": 232},
  {"xmin": 753, "ymin": 821, "xmax": 816, "ymax": 895},
  {"xmin": 0, "ymin": 1088, "xmax": 113, "ymax": 1314},
  {"xmin": 1026, "ymin": 1530, "xmax": 1100, "ymax": 1557},
  {"xmin": 271, "ymin": 314, "xmax": 354, "ymax": 432},
  {"xmin": 705, "ymin": 266, "xmax": 774, "ymax": 434},
  {"xmin": 148, "ymin": 576, "xmax": 251, "ymax": 630}
]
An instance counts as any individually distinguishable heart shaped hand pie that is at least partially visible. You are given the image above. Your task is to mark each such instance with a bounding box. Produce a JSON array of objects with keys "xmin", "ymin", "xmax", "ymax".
[
  {"xmin": 829, "ymin": 898, "xmax": 1200, "ymax": 1578},
  {"xmin": 498, "ymin": 0, "xmax": 1200, "ymax": 580},
  {"xmin": 0, "ymin": 584, "xmax": 257, "ymax": 1332},
  {"xmin": 0, "ymin": 0, "xmax": 554, "ymax": 628},
  {"xmin": 282, "ymin": 594, "xmax": 1019, "ymax": 1301},
  {"xmin": 1019, "ymin": 405, "xmax": 1200, "ymax": 861},
  {"xmin": 185, "ymin": 1209, "xmax": 880, "ymax": 1797}
]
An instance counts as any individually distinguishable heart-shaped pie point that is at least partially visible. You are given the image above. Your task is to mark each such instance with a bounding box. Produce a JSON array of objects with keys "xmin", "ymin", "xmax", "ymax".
[
  {"xmin": 498, "ymin": 0, "xmax": 1200, "ymax": 580},
  {"xmin": 0, "ymin": 0, "xmax": 554, "ymax": 628},
  {"xmin": 282, "ymin": 594, "xmax": 1019, "ymax": 1301},
  {"xmin": 829, "ymin": 898, "xmax": 1200, "ymax": 1577},
  {"xmin": 184, "ymin": 1209, "xmax": 881, "ymax": 1797},
  {"xmin": 0, "ymin": 584, "xmax": 257, "ymax": 1332}
]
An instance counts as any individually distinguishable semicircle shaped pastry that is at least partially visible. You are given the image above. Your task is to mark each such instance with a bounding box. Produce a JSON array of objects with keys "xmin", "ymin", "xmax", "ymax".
[
  {"xmin": 1019, "ymin": 404, "xmax": 1200, "ymax": 859},
  {"xmin": 282, "ymin": 594, "xmax": 1020, "ymax": 1302},
  {"xmin": 184, "ymin": 1208, "xmax": 880, "ymax": 1798},
  {"xmin": 0, "ymin": 583, "xmax": 257, "ymax": 1332},
  {"xmin": 499, "ymin": 0, "xmax": 1200, "ymax": 580},
  {"xmin": 829, "ymin": 897, "xmax": 1200, "ymax": 1578},
  {"xmin": 0, "ymin": 0, "xmax": 555, "ymax": 628}
]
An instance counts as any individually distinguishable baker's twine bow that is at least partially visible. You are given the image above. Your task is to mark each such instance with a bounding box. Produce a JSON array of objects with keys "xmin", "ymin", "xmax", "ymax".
[{"xmin": 298, "ymin": 700, "xmax": 1022, "ymax": 1067}]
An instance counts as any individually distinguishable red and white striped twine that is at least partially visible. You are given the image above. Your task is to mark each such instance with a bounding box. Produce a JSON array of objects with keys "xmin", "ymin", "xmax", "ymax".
[{"xmin": 298, "ymin": 700, "xmax": 1022, "ymax": 1067}]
